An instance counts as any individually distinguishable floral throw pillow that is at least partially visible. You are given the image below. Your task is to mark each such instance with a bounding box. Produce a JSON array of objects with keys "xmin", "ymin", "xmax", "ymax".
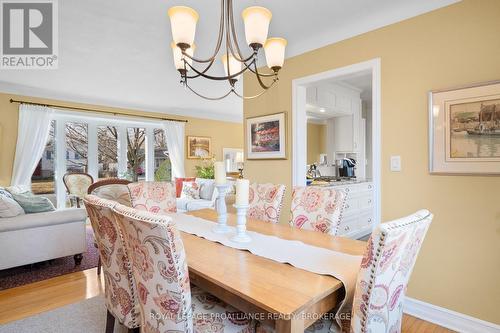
[{"xmin": 180, "ymin": 182, "xmax": 200, "ymax": 200}]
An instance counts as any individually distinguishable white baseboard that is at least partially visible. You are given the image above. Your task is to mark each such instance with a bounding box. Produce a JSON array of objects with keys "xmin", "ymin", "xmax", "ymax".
[{"xmin": 404, "ymin": 297, "xmax": 500, "ymax": 333}]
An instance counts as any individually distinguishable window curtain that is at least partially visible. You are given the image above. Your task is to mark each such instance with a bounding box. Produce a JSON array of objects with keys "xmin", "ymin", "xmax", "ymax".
[
  {"xmin": 162, "ymin": 120, "xmax": 185, "ymax": 179},
  {"xmin": 11, "ymin": 104, "xmax": 54, "ymax": 186}
]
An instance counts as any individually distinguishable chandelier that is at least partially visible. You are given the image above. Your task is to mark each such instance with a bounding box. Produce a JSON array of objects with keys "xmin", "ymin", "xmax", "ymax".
[{"xmin": 167, "ymin": 0, "xmax": 287, "ymax": 100}]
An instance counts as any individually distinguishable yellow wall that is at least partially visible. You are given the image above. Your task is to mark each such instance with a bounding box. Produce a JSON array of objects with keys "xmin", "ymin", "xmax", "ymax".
[
  {"xmin": 0, "ymin": 92, "xmax": 243, "ymax": 186},
  {"xmin": 244, "ymin": 0, "xmax": 500, "ymax": 323},
  {"xmin": 307, "ymin": 123, "xmax": 326, "ymax": 165}
]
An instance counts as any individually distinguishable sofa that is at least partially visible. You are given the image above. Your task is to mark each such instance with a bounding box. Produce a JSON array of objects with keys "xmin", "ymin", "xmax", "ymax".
[
  {"xmin": 0, "ymin": 206, "xmax": 88, "ymax": 270},
  {"xmin": 88, "ymin": 177, "xmax": 220, "ymax": 213},
  {"xmin": 176, "ymin": 178, "xmax": 220, "ymax": 213}
]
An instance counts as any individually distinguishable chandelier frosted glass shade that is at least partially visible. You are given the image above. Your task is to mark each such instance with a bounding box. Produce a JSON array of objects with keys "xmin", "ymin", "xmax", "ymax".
[
  {"xmin": 168, "ymin": 6, "xmax": 199, "ymax": 48},
  {"xmin": 241, "ymin": 6, "xmax": 272, "ymax": 48},
  {"xmin": 167, "ymin": 1, "xmax": 286, "ymax": 100},
  {"xmin": 264, "ymin": 38, "xmax": 287, "ymax": 70},
  {"xmin": 221, "ymin": 54, "xmax": 243, "ymax": 81},
  {"xmin": 171, "ymin": 42, "xmax": 195, "ymax": 71}
]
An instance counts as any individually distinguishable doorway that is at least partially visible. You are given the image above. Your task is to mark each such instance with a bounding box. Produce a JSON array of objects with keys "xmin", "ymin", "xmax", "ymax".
[{"xmin": 291, "ymin": 58, "xmax": 381, "ymax": 228}]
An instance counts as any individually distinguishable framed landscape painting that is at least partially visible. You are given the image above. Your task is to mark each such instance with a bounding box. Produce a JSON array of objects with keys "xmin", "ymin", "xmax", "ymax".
[
  {"xmin": 187, "ymin": 136, "xmax": 211, "ymax": 159},
  {"xmin": 246, "ymin": 112, "xmax": 286, "ymax": 159},
  {"xmin": 429, "ymin": 80, "xmax": 500, "ymax": 174}
]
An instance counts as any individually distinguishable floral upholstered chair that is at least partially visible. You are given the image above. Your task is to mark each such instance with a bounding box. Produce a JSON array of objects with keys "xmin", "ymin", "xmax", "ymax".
[
  {"xmin": 247, "ymin": 183, "xmax": 286, "ymax": 224},
  {"xmin": 112, "ymin": 203, "xmax": 257, "ymax": 333},
  {"xmin": 289, "ymin": 186, "xmax": 347, "ymax": 235},
  {"xmin": 88, "ymin": 178, "xmax": 133, "ymax": 275},
  {"xmin": 63, "ymin": 172, "xmax": 94, "ymax": 208},
  {"xmin": 262, "ymin": 210, "xmax": 434, "ymax": 333},
  {"xmin": 127, "ymin": 181, "xmax": 177, "ymax": 214},
  {"xmin": 350, "ymin": 209, "xmax": 433, "ymax": 332},
  {"xmin": 83, "ymin": 195, "xmax": 140, "ymax": 333}
]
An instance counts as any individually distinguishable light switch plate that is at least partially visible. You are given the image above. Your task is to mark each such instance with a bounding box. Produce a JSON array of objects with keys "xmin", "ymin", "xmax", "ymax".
[{"xmin": 390, "ymin": 155, "xmax": 401, "ymax": 172}]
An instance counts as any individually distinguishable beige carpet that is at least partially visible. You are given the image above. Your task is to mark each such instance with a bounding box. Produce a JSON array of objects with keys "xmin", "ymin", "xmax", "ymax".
[{"xmin": 0, "ymin": 296, "xmax": 127, "ymax": 333}]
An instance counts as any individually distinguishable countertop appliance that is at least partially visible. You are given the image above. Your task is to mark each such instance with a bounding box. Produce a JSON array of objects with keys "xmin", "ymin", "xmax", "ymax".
[{"xmin": 337, "ymin": 158, "xmax": 356, "ymax": 178}]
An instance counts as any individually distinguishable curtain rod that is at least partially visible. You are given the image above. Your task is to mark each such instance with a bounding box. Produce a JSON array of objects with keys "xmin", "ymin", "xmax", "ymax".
[{"xmin": 9, "ymin": 99, "xmax": 188, "ymax": 123}]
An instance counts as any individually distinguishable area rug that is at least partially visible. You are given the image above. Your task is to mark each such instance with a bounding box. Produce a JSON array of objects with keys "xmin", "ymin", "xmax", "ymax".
[
  {"xmin": 0, "ymin": 225, "xmax": 99, "ymax": 291},
  {"xmin": 0, "ymin": 295, "xmax": 127, "ymax": 333}
]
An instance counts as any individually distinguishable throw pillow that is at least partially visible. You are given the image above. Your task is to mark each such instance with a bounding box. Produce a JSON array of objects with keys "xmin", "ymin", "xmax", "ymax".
[
  {"xmin": 6, "ymin": 185, "xmax": 31, "ymax": 195},
  {"xmin": 0, "ymin": 192, "xmax": 25, "ymax": 218},
  {"xmin": 180, "ymin": 181, "xmax": 200, "ymax": 200},
  {"xmin": 0, "ymin": 187, "xmax": 14, "ymax": 199},
  {"xmin": 175, "ymin": 177, "xmax": 195, "ymax": 197},
  {"xmin": 12, "ymin": 193, "xmax": 55, "ymax": 214},
  {"xmin": 198, "ymin": 181, "xmax": 215, "ymax": 200}
]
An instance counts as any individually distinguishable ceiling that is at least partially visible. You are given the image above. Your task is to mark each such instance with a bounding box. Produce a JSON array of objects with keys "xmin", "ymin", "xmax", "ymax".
[{"xmin": 0, "ymin": 0, "xmax": 459, "ymax": 123}]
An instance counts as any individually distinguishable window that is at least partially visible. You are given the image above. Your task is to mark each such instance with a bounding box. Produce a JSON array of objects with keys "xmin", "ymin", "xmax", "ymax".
[
  {"xmin": 127, "ymin": 127, "xmax": 146, "ymax": 181},
  {"xmin": 154, "ymin": 128, "xmax": 171, "ymax": 181},
  {"xmin": 97, "ymin": 126, "xmax": 118, "ymax": 179},
  {"xmin": 29, "ymin": 112, "xmax": 175, "ymax": 209},
  {"xmin": 65, "ymin": 122, "xmax": 88, "ymax": 173},
  {"xmin": 31, "ymin": 121, "xmax": 55, "ymax": 195}
]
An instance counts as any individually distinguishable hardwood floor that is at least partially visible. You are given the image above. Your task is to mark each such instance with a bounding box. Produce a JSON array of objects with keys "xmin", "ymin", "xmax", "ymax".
[{"xmin": 0, "ymin": 268, "xmax": 455, "ymax": 332}]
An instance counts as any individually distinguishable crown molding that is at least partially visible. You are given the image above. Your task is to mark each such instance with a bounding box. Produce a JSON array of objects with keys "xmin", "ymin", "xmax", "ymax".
[{"xmin": 0, "ymin": 81, "xmax": 243, "ymax": 124}]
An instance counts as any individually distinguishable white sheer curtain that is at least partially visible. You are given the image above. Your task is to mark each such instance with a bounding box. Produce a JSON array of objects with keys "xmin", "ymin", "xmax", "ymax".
[
  {"xmin": 162, "ymin": 120, "xmax": 185, "ymax": 179},
  {"xmin": 11, "ymin": 104, "xmax": 54, "ymax": 186}
]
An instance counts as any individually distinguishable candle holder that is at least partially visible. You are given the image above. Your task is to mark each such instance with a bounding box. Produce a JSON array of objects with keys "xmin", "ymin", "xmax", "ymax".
[
  {"xmin": 213, "ymin": 184, "xmax": 231, "ymax": 234},
  {"xmin": 231, "ymin": 204, "xmax": 251, "ymax": 243}
]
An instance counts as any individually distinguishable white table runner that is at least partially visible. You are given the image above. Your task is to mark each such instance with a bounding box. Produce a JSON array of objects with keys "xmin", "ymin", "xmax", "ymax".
[{"xmin": 168, "ymin": 212, "xmax": 363, "ymax": 331}]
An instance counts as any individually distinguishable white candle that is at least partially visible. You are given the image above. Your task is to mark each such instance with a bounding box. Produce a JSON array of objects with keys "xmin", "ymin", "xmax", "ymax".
[
  {"xmin": 214, "ymin": 161, "xmax": 227, "ymax": 184},
  {"xmin": 235, "ymin": 179, "xmax": 249, "ymax": 206}
]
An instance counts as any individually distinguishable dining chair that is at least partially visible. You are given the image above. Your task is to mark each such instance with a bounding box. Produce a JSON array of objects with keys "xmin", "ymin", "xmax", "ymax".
[
  {"xmin": 88, "ymin": 178, "xmax": 133, "ymax": 207},
  {"xmin": 83, "ymin": 195, "xmax": 141, "ymax": 333},
  {"xmin": 111, "ymin": 203, "xmax": 257, "ymax": 332},
  {"xmin": 289, "ymin": 186, "xmax": 347, "ymax": 235},
  {"xmin": 88, "ymin": 178, "xmax": 132, "ymax": 275},
  {"xmin": 63, "ymin": 172, "xmax": 94, "ymax": 208},
  {"xmin": 247, "ymin": 183, "xmax": 286, "ymax": 224},
  {"xmin": 259, "ymin": 210, "xmax": 434, "ymax": 333},
  {"xmin": 127, "ymin": 181, "xmax": 177, "ymax": 214},
  {"xmin": 349, "ymin": 209, "xmax": 433, "ymax": 332}
]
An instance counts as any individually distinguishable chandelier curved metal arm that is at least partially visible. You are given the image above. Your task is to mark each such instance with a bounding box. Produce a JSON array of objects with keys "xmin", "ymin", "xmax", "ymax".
[
  {"xmin": 168, "ymin": 0, "xmax": 287, "ymax": 100},
  {"xmin": 184, "ymin": 56, "xmax": 257, "ymax": 81},
  {"xmin": 183, "ymin": 77, "xmax": 278, "ymax": 101},
  {"xmin": 231, "ymin": 79, "xmax": 278, "ymax": 100},
  {"xmin": 184, "ymin": 81, "xmax": 234, "ymax": 101}
]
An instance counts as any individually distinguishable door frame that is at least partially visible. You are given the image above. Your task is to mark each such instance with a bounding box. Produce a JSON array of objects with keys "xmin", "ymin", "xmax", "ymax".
[{"xmin": 291, "ymin": 58, "xmax": 382, "ymax": 227}]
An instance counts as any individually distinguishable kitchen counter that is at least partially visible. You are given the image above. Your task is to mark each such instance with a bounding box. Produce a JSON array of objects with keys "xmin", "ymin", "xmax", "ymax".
[{"xmin": 308, "ymin": 178, "xmax": 372, "ymax": 187}]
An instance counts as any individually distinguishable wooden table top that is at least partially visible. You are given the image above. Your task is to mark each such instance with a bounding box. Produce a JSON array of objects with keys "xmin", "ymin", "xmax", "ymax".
[{"xmin": 183, "ymin": 209, "xmax": 366, "ymax": 316}]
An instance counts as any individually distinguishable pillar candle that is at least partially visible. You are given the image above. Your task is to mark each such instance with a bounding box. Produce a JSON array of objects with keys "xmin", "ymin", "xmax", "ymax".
[
  {"xmin": 214, "ymin": 161, "xmax": 226, "ymax": 184},
  {"xmin": 235, "ymin": 179, "xmax": 250, "ymax": 206}
]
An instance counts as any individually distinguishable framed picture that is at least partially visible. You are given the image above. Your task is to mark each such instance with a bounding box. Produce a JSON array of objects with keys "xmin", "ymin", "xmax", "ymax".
[
  {"xmin": 187, "ymin": 136, "xmax": 211, "ymax": 159},
  {"xmin": 246, "ymin": 112, "xmax": 286, "ymax": 159},
  {"xmin": 429, "ymin": 80, "xmax": 500, "ymax": 174}
]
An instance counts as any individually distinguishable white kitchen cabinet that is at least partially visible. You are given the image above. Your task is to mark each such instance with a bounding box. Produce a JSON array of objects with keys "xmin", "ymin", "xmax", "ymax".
[
  {"xmin": 331, "ymin": 181, "xmax": 374, "ymax": 239},
  {"xmin": 352, "ymin": 98, "xmax": 361, "ymax": 151},
  {"xmin": 330, "ymin": 103, "xmax": 363, "ymax": 153},
  {"xmin": 306, "ymin": 86, "xmax": 317, "ymax": 105},
  {"xmin": 306, "ymin": 84, "xmax": 360, "ymax": 117}
]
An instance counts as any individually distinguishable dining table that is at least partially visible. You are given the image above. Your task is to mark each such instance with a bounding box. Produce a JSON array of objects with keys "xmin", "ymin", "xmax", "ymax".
[{"xmin": 182, "ymin": 208, "xmax": 367, "ymax": 333}]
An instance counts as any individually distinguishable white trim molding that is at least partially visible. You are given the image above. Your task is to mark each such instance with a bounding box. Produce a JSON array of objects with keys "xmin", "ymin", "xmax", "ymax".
[{"xmin": 404, "ymin": 297, "xmax": 500, "ymax": 333}]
